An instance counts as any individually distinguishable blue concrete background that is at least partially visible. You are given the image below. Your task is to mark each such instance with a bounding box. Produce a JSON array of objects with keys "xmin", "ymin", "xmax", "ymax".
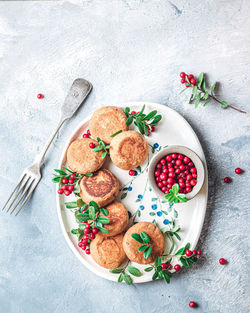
[{"xmin": 0, "ymin": 1, "xmax": 249, "ymax": 312}]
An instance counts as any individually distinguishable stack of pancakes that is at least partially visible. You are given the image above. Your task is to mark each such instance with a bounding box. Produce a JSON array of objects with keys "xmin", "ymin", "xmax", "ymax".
[{"xmin": 66, "ymin": 106, "xmax": 164, "ymax": 269}]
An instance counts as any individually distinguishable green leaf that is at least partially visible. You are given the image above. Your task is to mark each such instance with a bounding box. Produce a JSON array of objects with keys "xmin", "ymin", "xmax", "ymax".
[
  {"xmin": 126, "ymin": 116, "xmax": 133, "ymax": 126},
  {"xmin": 143, "ymin": 123, "xmax": 149, "ymax": 135},
  {"xmin": 138, "ymin": 104, "xmax": 145, "ymax": 116},
  {"xmin": 151, "ymin": 115, "xmax": 162, "ymax": 124},
  {"xmin": 76, "ymin": 199, "xmax": 84, "ymax": 207},
  {"xmin": 194, "ymin": 92, "xmax": 202, "ymax": 108},
  {"xmin": 192, "ymin": 85, "xmax": 198, "ymax": 99},
  {"xmin": 171, "ymin": 184, "xmax": 179, "ymax": 194},
  {"xmin": 152, "ymin": 270, "xmax": 158, "ymax": 280},
  {"xmin": 92, "ymin": 145, "xmax": 103, "ymax": 152},
  {"xmin": 138, "ymin": 244, "xmax": 148, "ymax": 252},
  {"xmin": 204, "ymin": 98, "xmax": 211, "ymax": 107},
  {"xmin": 184, "ymin": 242, "xmax": 191, "ymax": 252},
  {"xmin": 149, "ymin": 212, "xmax": 156, "ymax": 216},
  {"xmin": 203, "ymin": 91, "xmax": 209, "ymax": 100},
  {"xmin": 110, "ymin": 130, "xmax": 122, "ymax": 138},
  {"xmin": 197, "ymin": 72, "xmax": 204, "ymax": 88},
  {"xmin": 89, "ymin": 206, "xmax": 96, "ymax": 220},
  {"xmin": 85, "ymin": 172, "xmax": 93, "ymax": 177},
  {"xmin": 162, "ymin": 272, "xmax": 170, "ymax": 284},
  {"xmin": 154, "ymin": 256, "xmax": 161, "ymax": 267},
  {"xmin": 175, "ymin": 247, "xmax": 185, "ymax": 256},
  {"xmin": 71, "ymin": 229, "xmax": 78, "ymax": 234},
  {"xmin": 202, "ymin": 79, "xmax": 206, "ymax": 92},
  {"xmin": 100, "ymin": 208, "xmax": 109, "ymax": 216},
  {"xmin": 124, "ymin": 107, "xmax": 130, "ymax": 115},
  {"xmin": 65, "ymin": 201, "xmax": 78, "ymax": 208},
  {"xmin": 89, "ymin": 201, "xmax": 99, "ymax": 211},
  {"xmin": 109, "ymin": 268, "xmax": 123, "ymax": 274},
  {"xmin": 143, "ymin": 246, "xmax": 152, "ymax": 259},
  {"xmin": 75, "ymin": 213, "xmax": 89, "ymax": 222},
  {"xmin": 180, "ymin": 257, "xmax": 190, "ymax": 268},
  {"xmin": 136, "ymin": 166, "xmax": 141, "ymax": 173},
  {"xmin": 211, "ymin": 82, "xmax": 216, "ymax": 95},
  {"xmin": 97, "ymin": 226, "xmax": 109, "ymax": 234},
  {"xmin": 127, "ymin": 266, "xmax": 142, "ymax": 277},
  {"xmin": 151, "ymin": 197, "xmax": 158, "ymax": 202},
  {"xmin": 101, "ymin": 151, "xmax": 107, "ymax": 158},
  {"xmin": 123, "ymin": 272, "xmax": 133, "ymax": 285},
  {"xmin": 177, "ymin": 194, "xmax": 187, "ymax": 203},
  {"xmin": 221, "ymin": 100, "xmax": 228, "ymax": 109},
  {"xmin": 118, "ymin": 273, "xmax": 123, "ymax": 282},
  {"xmin": 136, "ymin": 117, "xmax": 144, "ymax": 135},
  {"xmin": 131, "ymin": 233, "xmax": 143, "ymax": 243},
  {"xmin": 54, "ymin": 169, "xmax": 67, "ymax": 175},
  {"xmin": 174, "ymin": 209, "xmax": 178, "ymax": 218},
  {"xmin": 140, "ymin": 232, "xmax": 150, "ymax": 244},
  {"xmin": 143, "ymin": 110, "xmax": 157, "ymax": 120},
  {"xmin": 97, "ymin": 216, "xmax": 110, "ymax": 224},
  {"xmin": 144, "ymin": 266, "xmax": 153, "ymax": 272},
  {"xmin": 52, "ymin": 176, "xmax": 61, "ymax": 183},
  {"xmin": 63, "ymin": 166, "xmax": 74, "ymax": 173}
]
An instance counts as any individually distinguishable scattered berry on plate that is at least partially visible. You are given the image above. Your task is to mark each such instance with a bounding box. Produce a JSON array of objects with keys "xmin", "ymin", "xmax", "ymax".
[{"xmin": 219, "ymin": 258, "xmax": 227, "ymax": 265}]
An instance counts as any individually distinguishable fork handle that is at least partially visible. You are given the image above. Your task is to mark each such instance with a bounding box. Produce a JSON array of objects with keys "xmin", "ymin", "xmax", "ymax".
[{"xmin": 34, "ymin": 117, "xmax": 67, "ymax": 167}]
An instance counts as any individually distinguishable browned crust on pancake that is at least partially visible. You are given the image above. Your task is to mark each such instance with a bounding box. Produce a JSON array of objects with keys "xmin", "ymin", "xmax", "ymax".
[
  {"xmin": 110, "ymin": 130, "xmax": 148, "ymax": 170},
  {"xmin": 89, "ymin": 106, "xmax": 128, "ymax": 144},
  {"xmin": 90, "ymin": 233, "xmax": 127, "ymax": 269},
  {"xmin": 123, "ymin": 222, "xmax": 164, "ymax": 264},
  {"xmin": 66, "ymin": 138, "xmax": 106, "ymax": 174},
  {"xmin": 100, "ymin": 201, "xmax": 129, "ymax": 237},
  {"xmin": 80, "ymin": 169, "xmax": 119, "ymax": 207}
]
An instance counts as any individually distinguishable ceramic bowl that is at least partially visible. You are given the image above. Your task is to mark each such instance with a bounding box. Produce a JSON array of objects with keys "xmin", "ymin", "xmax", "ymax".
[{"xmin": 148, "ymin": 145, "xmax": 205, "ymax": 200}]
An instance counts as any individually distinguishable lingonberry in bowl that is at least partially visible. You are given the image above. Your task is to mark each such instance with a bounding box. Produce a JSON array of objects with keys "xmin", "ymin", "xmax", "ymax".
[{"xmin": 148, "ymin": 146, "xmax": 205, "ymax": 200}]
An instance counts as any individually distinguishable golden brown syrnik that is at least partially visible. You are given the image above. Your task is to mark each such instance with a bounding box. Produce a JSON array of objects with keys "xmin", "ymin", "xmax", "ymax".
[
  {"xmin": 100, "ymin": 201, "xmax": 129, "ymax": 237},
  {"xmin": 80, "ymin": 169, "xmax": 119, "ymax": 207},
  {"xmin": 90, "ymin": 233, "xmax": 127, "ymax": 269},
  {"xmin": 110, "ymin": 130, "xmax": 148, "ymax": 170},
  {"xmin": 67, "ymin": 138, "xmax": 106, "ymax": 174},
  {"xmin": 89, "ymin": 106, "xmax": 128, "ymax": 144},
  {"xmin": 123, "ymin": 222, "xmax": 164, "ymax": 264}
]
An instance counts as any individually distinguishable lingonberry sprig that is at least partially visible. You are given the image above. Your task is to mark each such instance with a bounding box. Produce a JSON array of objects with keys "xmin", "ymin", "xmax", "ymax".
[
  {"xmin": 144, "ymin": 256, "xmax": 172, "ymax": 283},
  {"xmin": 52, "ymin": 166, "xmax": 93, "ymax": 197},
  {"xmin": 109, "ymin": 262, "xmax": 142, "ymax": 285},
  {"xmin": 180, "ymin": 72, "xmax": 246, "ymax": 113},
  {"xmin": 131, "ymin": 232, "xmax": 152, "ymax": 259},
  {"xmin": 164, "ymin": 184, "xmax": 187, "ymax": 203},
  {"xmin": 92, "ymin": 137, "xmax": 110, "ymax": 158},
  {"xmin": 124, "ymin": 105, "xmax": 162, "ymax": 136}
]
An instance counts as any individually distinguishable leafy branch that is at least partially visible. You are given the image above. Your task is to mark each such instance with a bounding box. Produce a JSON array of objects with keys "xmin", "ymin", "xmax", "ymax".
[
  {"xmin": 131, "ymin": 232, "xmax": 152, "ymax": 259},
  {"xmin": 92, "ymin": 137, "xmax": 110, "ymax": 158},
  {"xmin": 74, "ymin": 200, "xmax": 110, "ymax": 235},
  {"xmin": 109, "ymin": 262, "xmax": 142, "ymax": 285},
  {"xmin": 124, "ymin": 105, "xmax": 162, "ymax": 135},
  {"xmin": 161, "ymin": 219, "xmax": 181, "ymax": 254},
  {"xmin": 165, "ymin": 184, "xmax": 187, "ymax": 203},
  {"xmin": 181, "ymin": 72, "xmax": 246, "ymax": 113}
]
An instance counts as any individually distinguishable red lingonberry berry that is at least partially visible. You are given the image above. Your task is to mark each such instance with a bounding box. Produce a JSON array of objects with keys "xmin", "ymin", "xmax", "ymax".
[
  {"xmin": 37, "ymin": 93, "xmax": 44, "ymax": 99},
  {"xmin": 68, "ymin": 179, "xmax": 74, "ymax": 184},
  {"xmin": 85, "ymin": 249, "xmax": 90, "ymax": 255},
  {"xmin": 161, "ymin": 263, "xmax": 167, "ymax": 269},
  {"xmin": 189, "ymin": 301, "xmax": 197, "ymax": 308},
  {"xmin": 90, "ymin": 234, "xmax": 95, "ymax": 240},
  {"xmin": 130, "ymin": 111, "xmax": 136, "ymax": 115},
  {"xmin": 185, "ymin": 250, "xmax": 192, "ymax": 257},
  {"xmin": 70, "ymin": 173, "xmax": 76, "ymax": 178},
  {"xmin": 89, "ymin": 142, "xmax": 95, "ymax": 149},
  {"xmin": 129, "ymin": 170, "xmax": 135, "ymax": 176},
  {"xmin": 197, "ymin": 250, "xmax": 202, "ymax": 255},
  {"xmin": 62, "ymin": 178, "xmax": 68, "ymax": 184},
  {"xmin": 174, "ymin": 264, "xmax": 181, "ymax": 271},
  {"xmin": 68, "ymin": 185, "xmax": 74, "ymax": 192},
  {"xmin": 57, "ymin": 189, "xmax": 63, "ymax": 194},
  {"xmin": 83, "ymin": 134, "xmax": 89, "ymax": 138},
  {"xmin": 224, "ymin": 177, "xmax": 231, "ymax": 183},
  {"xmin": 92, "ymin": 228, "xmax": 98, "ymax": 234},
  {"xmin": 87, "ymin": 129, "xmax": 91, "ymax": 135},
  {"xmin": 219, "ymin": 258, "xmax": 227, "ymax": 265},
  {"xmin": 235, "ymin": 167, "xmax": 242, "ymax": 174},
  {"xmin": 61, "ymin": 184, "xmax": 67, "ymax": 191},
  {"xmin": 181, "ymin": 78, "xmax": 185, "ymax": 84},
  {"xmin": 82, "ymin": 244, "xmax": 86, "ymax": 250},
  {"xmin": 180, "ymin": 72, "xmax": 186, "ymax": 78},
  {"xmin": 64, "ymin": 190, "xmax": 71, "ymax": 196},
  {"xmin": 188, "ymin": 74, "xmax": 194, "ymax": 80},
  {"xmin": 190, "ymin": 78, "xmax": 196, "ymax": 85},
  {"xmin": 151, "ymin": 126, "xmax": 155, "ymax": 132}
]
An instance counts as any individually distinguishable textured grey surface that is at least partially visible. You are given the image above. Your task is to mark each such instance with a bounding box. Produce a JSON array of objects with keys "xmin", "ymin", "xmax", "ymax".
[{"xmin": 0, "ymin": 1, "xmax": 250, "ymax": 312}]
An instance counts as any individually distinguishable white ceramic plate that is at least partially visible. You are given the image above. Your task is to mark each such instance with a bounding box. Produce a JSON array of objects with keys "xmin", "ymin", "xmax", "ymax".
[{"xmin": 56, "ymin": 102, "xmax": 208, "ymax": 283}]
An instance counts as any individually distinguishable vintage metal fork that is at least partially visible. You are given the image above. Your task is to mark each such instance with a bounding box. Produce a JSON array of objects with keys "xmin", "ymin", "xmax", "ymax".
[{"xmin": 2, "ymin": 78, "xmax": 92, "ymax": 216}]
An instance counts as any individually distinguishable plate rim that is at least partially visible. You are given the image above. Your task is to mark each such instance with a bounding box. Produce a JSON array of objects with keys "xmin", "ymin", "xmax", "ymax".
[{"xmin": 56, "ymin": 101, "xmax": 208, "ymax": 283}]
